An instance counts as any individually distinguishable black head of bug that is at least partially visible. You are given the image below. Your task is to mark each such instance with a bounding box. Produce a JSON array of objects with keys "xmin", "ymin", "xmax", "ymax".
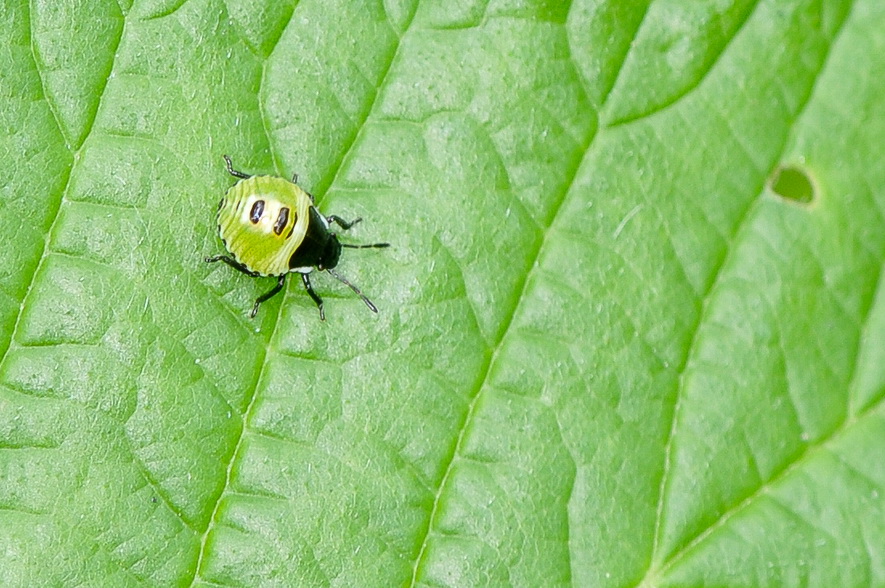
[
  {"xmin": 317, "ymin": 235, "xmax": 342, "ymax": 270},
  {"xmin": 289, "ymin": 207, "xmax": 342, "ymax": 271}
]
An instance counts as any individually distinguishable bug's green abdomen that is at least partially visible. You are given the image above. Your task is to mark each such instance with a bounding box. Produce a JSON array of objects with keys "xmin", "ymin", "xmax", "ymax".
[{"xmin": 216, "ymin": 175, "xmax": 312, "ymax": 276}]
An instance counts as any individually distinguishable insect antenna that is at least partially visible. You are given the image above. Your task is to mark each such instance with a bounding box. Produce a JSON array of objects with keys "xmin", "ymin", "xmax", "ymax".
[
  {"xmin": 342, "ymin": 242, "xmax": 390, "ymax": 249},
  {"xmin": 326, "ymin": 268, "xmax": 379, "ymax": 313}
]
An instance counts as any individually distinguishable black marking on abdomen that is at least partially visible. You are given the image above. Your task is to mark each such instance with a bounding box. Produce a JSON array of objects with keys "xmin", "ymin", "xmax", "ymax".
[
  {"xmin": 250, "ymin": 200, "xmax": 265, "ymax": 224},
  {"xmin": 285, "ymin": 211, "xmax": 298, "ymax": 239},
  {"xmin": 274, "ymin": 207, "xmax": 290, "ymax": 235}
]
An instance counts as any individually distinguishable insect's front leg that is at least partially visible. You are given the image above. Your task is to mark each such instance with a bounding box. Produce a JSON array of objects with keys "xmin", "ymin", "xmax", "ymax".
[{"xmin": 326, "ymin": 215, "xmax": 362, "ymax": 231}]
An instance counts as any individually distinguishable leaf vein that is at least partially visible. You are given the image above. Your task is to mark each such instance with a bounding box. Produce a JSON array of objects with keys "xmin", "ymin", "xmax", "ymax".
[
  {"xmin": 0, "ymin": 4, "xmax": 127, "ymax": 380},
  {"xmin": 188, "ymin": 6, "xmax": 417, "ymax": 584},
  {"xmin": 408, "ymin": 98, "xmax": 596, "ymax": 588},
  {"xmin": 645, "ymin": 3, "xmax": 858, "ymax": 579},
  {"xmin": 608, "ymin": 1, "xmax": 759, "ymax": 127}
]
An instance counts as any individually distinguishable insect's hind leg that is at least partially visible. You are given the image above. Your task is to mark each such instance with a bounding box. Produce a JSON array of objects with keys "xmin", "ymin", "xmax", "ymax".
[
  {"xmin": 206, "ymin": 254, "xmax": 260, "ymax": 277},
  {"xmin": 251, "ymin": 274, "xmax": 287, "ymax": 318},
  {"xmin": 222, "ymin": 154, "xmax": 251, "ymax": 179},
  {"xmin": 326, "ymin": 215, "xmax": 362, "ymax": 230}
]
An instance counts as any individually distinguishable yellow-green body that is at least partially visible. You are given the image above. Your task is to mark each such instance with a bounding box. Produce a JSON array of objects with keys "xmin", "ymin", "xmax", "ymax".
[
  {"xmin": 208, "ymin": 155, "xmax": 389, "ymax": 319},
  {"xmin": 216, "ymin": 175, "xmax": 313, "ymax": 276}
]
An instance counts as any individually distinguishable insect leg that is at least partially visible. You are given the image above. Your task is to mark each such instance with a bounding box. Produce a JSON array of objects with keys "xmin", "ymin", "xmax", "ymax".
[
  {"xmin": 326, "ymin": 215, "xmax": 362, "ymax": 230},
  {"xmin": 301, "ymin": 273, "xmax": 325, "ymax": 321},
  {"xmin": 205, "ymin": 254, "xmax": 260, "ymax": 277},
  {"xmin": 251, "ymin": 274, "xmax": 287, "ymax": 318},
  {"xmin": 222, "ymin": 154, "xmax": 251, "ymax": 179}
]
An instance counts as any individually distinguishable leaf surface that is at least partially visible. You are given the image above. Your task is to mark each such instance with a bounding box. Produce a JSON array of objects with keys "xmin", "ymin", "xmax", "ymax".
[{"xmin": 1, "ymin": 0, "xmax": 884, "ymax": 586}]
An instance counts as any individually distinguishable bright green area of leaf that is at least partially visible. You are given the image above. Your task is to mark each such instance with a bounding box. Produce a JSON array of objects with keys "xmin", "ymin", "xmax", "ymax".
[{"xmin": 1, "ymin": 0, "xmax": 884, "ymax": 586}]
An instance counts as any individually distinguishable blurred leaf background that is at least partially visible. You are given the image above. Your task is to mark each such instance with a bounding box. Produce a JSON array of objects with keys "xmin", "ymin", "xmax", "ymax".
[{"xmin": 1, "ymin": 0, "xmax": 884, "ymax": 586}]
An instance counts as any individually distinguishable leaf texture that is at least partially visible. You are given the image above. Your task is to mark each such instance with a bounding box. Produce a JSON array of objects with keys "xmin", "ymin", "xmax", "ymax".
[{"xmin": 1, "ymin": 0, "xmax": 884, "ymax": 586}]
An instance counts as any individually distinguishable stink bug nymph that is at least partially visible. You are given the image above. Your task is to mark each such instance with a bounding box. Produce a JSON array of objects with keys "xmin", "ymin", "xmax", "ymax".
[{"xmin": 206, "ymin": 155, "xmax": 389, "ymax": 320}]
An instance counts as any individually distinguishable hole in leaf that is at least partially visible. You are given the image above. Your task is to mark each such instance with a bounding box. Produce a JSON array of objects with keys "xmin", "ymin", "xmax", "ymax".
[{"xmin": 769, "ymin": 165, "xmax": 816, "ymax": 204}]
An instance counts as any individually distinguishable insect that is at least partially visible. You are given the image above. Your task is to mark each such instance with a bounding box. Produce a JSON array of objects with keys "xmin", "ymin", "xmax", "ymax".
[{"xmin": 206, "ymin": 155, "xmax": 389, "ymax": 320}]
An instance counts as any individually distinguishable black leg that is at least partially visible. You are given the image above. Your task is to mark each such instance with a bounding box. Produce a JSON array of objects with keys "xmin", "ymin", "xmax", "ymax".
[
  {"xmin": 206, "ymin": 254, "xmax": 260, "ymax": 277},
  {"xmin": 301, "ymin": 273, "xmax": 325, "ymax": 321},
  {"xmin": 223, "ymin": 154, "xmax": 251, "ymax": 179},
  {"xmin": 327, "ymin": 215, "xmax": 362, "ymax": 230},
  {"xmin": 251, "ymin": 274, "xmax": 287, "ymax": 318}
]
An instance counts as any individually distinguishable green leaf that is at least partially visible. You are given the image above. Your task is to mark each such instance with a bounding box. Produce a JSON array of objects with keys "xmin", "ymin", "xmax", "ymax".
[{"xmin": 1, "ymin": 0, "xmax": 884, "ymax": 586}]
